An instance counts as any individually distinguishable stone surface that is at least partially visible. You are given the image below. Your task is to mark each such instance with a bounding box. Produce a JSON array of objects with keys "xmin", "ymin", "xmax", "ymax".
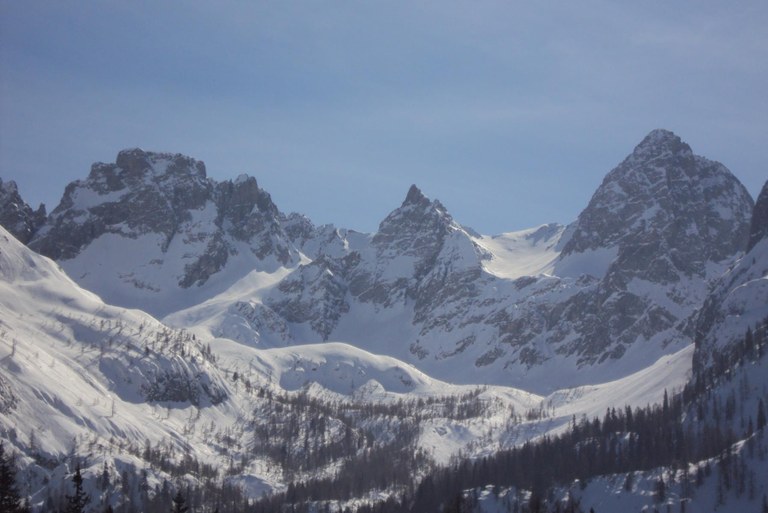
[{"xmin": 0, "ymin": 178, "xmax": 46, "ymax": 244}]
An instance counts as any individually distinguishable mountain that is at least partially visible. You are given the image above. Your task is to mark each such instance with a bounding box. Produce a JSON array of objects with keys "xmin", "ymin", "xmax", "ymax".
[
  {"xmin": 2, "ymin": 130, "xmax": 766, "ymax": 511},
  {"xmin": 14, "ymin": 130, "xmax": 756, "ymax": 393},
  {"xmin": 29, "ymin": 148, "xmax": 299, "ymax": 317},
  {"xmin": 0, "ymin": 221, "xmax": 551, "ymax": 510},
  {"xmin": 5, "ymin": 216, "xmax": 690, "ymax": 512},
  {"xmin": 226, "ymin": 129, "xmax": 752, "ymax": 391},
  {"xmin": 545, "ymin": 128, "xmax": 753, "ymax": 365},
  {"xmin": 0, "ymin": 177, "xmax": 46, "ymax": 244},
  {"xmin": 2, "ymin": 219, "xmax": 709, "ymax": 512}
]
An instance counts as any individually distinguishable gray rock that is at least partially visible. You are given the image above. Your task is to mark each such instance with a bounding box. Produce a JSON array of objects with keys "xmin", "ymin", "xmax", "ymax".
[
  {"xmin": 0, "ymin": 178, "xmax": 46, "ymax": 244},
  {"xmin": 268, "ymin": 255, "xmax": 351, "ymax": 339},
  {"xmin": 747, "ymin": 180, "xmax": 768, "ymax": 252}
]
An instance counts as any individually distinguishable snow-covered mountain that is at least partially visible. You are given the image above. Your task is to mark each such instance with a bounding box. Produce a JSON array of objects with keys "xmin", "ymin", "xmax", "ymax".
[
  {"xmin": 2, "ymin": 129, "xmax": 767, "ymax": 511},
  {"xmin": 28, "ymin": 149, "xmax": 299, "ymax": 317},
  {"xmin": 0, "ymin": 222, "xmax": 533, "ymax": 507},
  {"xmin": 10, "ymin": 130, "xmax": 755, "ymax": 393},
  {"xmin": 178, "ymin": 129, "xmax": 753, "ymax": 391},
  {"xmin": 2, "ymin": 219, "xmax": 704, "ymax": 511}
]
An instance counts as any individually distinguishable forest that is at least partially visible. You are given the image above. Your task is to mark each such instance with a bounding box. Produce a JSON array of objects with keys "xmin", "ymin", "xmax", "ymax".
[{"xmin": 1, "ymin": 319, "xmax": 766, "ymax": 513}]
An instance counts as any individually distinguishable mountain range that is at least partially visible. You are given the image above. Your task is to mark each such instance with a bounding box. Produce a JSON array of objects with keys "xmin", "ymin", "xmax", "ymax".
[
  {"xmin": 1, "ymin": 129, "xmax": 766, "ymax": 512},
  {"xmin": 11, "ymin": 128, "xmax": 758, "ymax": 392}
]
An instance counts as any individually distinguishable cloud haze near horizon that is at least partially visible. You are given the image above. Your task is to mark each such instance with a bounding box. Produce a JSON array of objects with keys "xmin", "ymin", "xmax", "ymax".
[{"xmin": 1, "ymin": 1, "xmax": 766, "ymax": 234}]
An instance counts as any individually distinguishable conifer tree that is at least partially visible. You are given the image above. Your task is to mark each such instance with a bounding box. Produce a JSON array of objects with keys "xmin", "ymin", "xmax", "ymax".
[
  {"xmin": 100, "ymin": 462, "xmax": 110, "ymax": 491},
  {"xmin": 66, "ymin": 465, "xmax": 90, "ymax": 513},
  {"xmin": 172, "ymin": 490, "xmax": 189, "ymax": 513},
  {"xmin": 0, "ymin": 442, "xmax": 25, "ymax": 512}
]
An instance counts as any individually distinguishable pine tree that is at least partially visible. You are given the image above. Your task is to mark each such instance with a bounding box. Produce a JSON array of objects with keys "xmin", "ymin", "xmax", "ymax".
[
  {"xmin": 623, "ymin": 472, "xmax": 633, "ymax": 492},
  {"xmin": 100, "ymin": 462, "xmax": 110, "ymax": 491},
  {"xmin": 0, "ymin": 442, "xmax": 25, "ymax": 513},
  {"xmin": 172, "ymin": 490, "xmax": 189, "ymax": 513},
  {"xmin": 654, "ymin": 477, "xmax": 666, "ymax": 503},
  {"xmin": 66, "ymin": 465, "xmax": 90, "ymax": 513}
]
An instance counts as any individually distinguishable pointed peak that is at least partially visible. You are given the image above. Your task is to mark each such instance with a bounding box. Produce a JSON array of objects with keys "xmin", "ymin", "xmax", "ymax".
[
  {"xmin": 631, "ymin": 129, "xmax": 692, "ymax": 161},
  {"xmin": 404, "ymin": 184, "xmax": 428, "ymax": 205},
  {"xmin": 0, "ymin": 178, "xmax": 19, "ymax": 195}
]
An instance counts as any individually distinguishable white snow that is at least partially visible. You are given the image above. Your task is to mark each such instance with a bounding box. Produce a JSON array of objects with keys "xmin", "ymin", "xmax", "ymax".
[{"xmin": 473, "ymin": 224, "xmax": 564, "ymax": 279}]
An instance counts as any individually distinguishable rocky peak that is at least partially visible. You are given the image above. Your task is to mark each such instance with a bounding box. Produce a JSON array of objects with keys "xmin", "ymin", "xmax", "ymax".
[
  {"xmin": 212, "ymin": 174, "xmax": 294, "ymax": 263},
  {"xmin": 0, "ymin": 178, "xmax": 46, "ymax": 244},
  {"xmin": 548, "ymin": 130, "xmax": 753, "ymax": 368},
  {"xmin": 27, "ymin": 148, "xmax": 299, "ymax": 308},
  {"xmin": 114, "ymin": 148, "xmax": 207, "ymax": 180},
  {"xmin": 281, "ymin": 212, "xmax": 317, "ymax": 246},
  {"xmin": 32, "ymin": 149, "xmax": 214, "ymax": 260},
  {"xmin": 626, "ymin": 128, "xmax": 693, "ymax": 164},
  {"xmin": 403, "ymin": 184, "xmax": 430, "ymax": 207},
  {"xmin": 373, "ymin": 185, "xmax": 453, "ymax": 254},
  {"xmin": 748, "ymin": 180, "xmax": 768, "ymax": 252},
  {"xmin": 215, "ymin": 175, "xmax": 280, "ymax": 228},
  {"xmin": 560, "ymin": 129, "xmax": 753, "ymax": 271}
]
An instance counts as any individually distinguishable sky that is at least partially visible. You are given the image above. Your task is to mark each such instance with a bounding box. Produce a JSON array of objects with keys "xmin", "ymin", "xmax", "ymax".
[{"xmin": 1, "ymin": 1, "xmax": 766, "ymax": 235}]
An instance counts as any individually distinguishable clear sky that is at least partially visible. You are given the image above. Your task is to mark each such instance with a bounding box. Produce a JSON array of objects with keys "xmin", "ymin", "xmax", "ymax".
[{"xmin": 1, "ymin": 1, "xmax": 766, "ymax": 235}]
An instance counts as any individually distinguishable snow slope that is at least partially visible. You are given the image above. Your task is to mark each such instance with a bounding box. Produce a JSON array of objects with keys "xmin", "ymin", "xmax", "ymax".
[{"xmin": 472, "ymin": 223, "xmax": 564, "ymax": 279}]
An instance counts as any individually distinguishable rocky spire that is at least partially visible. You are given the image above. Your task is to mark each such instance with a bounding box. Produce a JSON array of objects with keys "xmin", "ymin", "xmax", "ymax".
[{"xmin": 403, "ymin": 184, "xmax": 430, "ymax": 207}]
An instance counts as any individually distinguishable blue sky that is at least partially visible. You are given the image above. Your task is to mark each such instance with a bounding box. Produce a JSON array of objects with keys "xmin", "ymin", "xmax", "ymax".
[{"xmin": 1, "ymin": 1, "xmax": 766, "ymax": 234}]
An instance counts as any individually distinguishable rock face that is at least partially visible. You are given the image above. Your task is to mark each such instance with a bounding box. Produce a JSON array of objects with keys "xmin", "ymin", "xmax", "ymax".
[
  {"xmin": 548, "ymin": 129, "xmax": 754, "ymax": 365},
  {"xmin": 349, "ymin": 184, "xmax": 488, "ymax": 308},
  {"xmin": 28, "ymin": 149, "xmax": 298, "ymax": 316},
  {"xmin": 693, "ymin": 179, "xmax": 768, "ymax": 370},
  {"xmin": 748, "ymin": 180, "xmax": 768, "ymax": 252},
  {"xmin": 0, "ymin": 178, "xmax": 46, "ymax": 244},
  {"xmin": 560, "ymin": 129, "xmax": 751, "ymax": 265}
]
